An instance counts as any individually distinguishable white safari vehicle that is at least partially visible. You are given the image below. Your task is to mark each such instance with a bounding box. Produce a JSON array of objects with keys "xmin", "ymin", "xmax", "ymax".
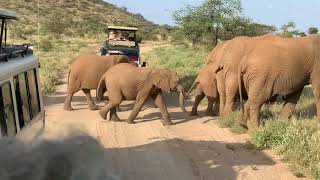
[{"xmin": 0, "ymin": 9, "xmax": 44, "ymax": 141}]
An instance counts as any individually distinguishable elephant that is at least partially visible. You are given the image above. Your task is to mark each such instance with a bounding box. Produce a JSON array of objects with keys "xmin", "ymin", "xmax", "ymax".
[
  {"xmin": 238, "ymin": 34, "xmax": 320, "ymax": 130},
  {"xmin": 96, "ymin": 63, "xmax": 187, "ymax": 126},
  {"xmin": 186, "ymin": 42, "xmax": 226, "ymax": 116},
  {"xmin": 214, "ymin": 35, "xmax": 290, "ymax": 118},
  {"xmin": 63, "ymin": 53, "xmax": 132, "ymax": 111},
  {"xmin": 187, "ymin": 64, "xmax": 219, "ymax": 116}
]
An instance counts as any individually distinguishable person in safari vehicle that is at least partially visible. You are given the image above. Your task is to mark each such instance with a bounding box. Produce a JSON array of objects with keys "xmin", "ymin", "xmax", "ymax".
[{"xmin": 101, "ymin": 26, "xmax": 146, "ymax": 67}]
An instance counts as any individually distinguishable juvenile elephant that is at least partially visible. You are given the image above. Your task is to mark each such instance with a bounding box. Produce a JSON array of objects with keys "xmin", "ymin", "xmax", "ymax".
[
  {"xmin": 96, "ymin": 63, "xmax": 186, "ymax": 126},
  {"xmin": 214, "ymin": 35, "xmax": 288, "ymax": 117},
  {"xmin": 186, "ymin": 42, "xmax": 226, "ymax": 116},
  {"xmin": 64, "ymin": 53, "xmax": 131, "ymax": 111},
  {"xmin": 187, "ymin": 64, "xmax": 219, "ymax": 116},
  {"xmin": 238, "ymin": 35, "xmax": 320, "ymax": 130}
]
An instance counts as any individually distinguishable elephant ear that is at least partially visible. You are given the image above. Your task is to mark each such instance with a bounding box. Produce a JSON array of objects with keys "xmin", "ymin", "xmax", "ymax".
[{"xmin": 150, "ymin": 70, "xmax": 170, "ymax": 92}]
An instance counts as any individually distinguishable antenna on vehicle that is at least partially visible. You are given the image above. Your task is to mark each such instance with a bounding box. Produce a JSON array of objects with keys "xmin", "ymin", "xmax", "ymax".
[
  {"xmin": 37, "ymin": 0, "xmax": 40, "ymax": 54},
  {"xmin": 4, "ymin": 20, "xmax": 7, "ymax": 48}
]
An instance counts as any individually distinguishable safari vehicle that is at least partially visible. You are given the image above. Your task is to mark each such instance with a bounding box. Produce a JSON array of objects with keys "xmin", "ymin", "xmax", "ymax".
[
  {"xmin": 100, "ymin": 25, "xmax": 146, "ymax": 67},
  {"xmin": 0, "ymin": 9, "xmax": 44, "ymax": 141}
]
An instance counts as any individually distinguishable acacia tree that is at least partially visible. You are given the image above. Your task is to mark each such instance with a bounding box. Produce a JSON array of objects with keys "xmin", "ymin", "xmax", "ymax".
[
  {"xmin": 173, "ymin": 0, "xmax": 242, "ymax": 45},
  {"xmin": 308, "ymin": 27, "xmax": 318, "ymax": 34}
]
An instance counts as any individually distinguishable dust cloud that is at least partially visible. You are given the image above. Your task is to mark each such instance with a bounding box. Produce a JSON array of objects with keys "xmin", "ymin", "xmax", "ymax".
[{"xmin": 0, "ymin": 132, "xmax": 118, "ymax": 180}]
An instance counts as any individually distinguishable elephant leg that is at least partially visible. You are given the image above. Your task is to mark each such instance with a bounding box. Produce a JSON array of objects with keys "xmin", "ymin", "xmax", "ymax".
[
  {"xmin": 105, "ymin": 100, "xmax": 122, "ymax": 112},
  {"xmin": 190, "ymin": 85, "xmax": 205, "ymax": 116},
  {"xmin": 64, "ymin": 90, "xmax": 77, "ymax": 111},
  {"xmin": 216, "ymin": 73, "xmax": 226, "ymax": 117},
  {"xmin": 279, "ymin": 89, "xmax": 303, "ymax": 119},
  {"xmin": 82, "ymin": 89, "xmax": 98, "ymax": 110},
  {"xmin": 311, "ymin": 83, "xmax": 320, "ymax": 120},
  {"xmin": 238, "ymin": 101, "xmax": 250, "ymax": 128},
  {"xmin": 224, "ymin": 75, "xmax": 238, "ymax": 116},
  {"xmin": 99, "ymin": 99, "xmax": 121, "ymax": 120},
  {"xmin": 248, "ymin": 102, "xmax": 262, "ymax": 131},
  {"xmin": 99, "ymin": 103, "xmax": 113, "ymax": 120},
  {"xmin": 126, "ymin": 94, "xmax": 149, "ymax": 124},
  {"xmin": 206, "ymin": 96, "xmax": 216, "ymax": 116},
  {"xmin": 109, "ymin": 107, "xmax": 121, "ymax": 122},
  {"xmin": 152, "ymin": 92, "xmax": 172, "ymax": 126}
]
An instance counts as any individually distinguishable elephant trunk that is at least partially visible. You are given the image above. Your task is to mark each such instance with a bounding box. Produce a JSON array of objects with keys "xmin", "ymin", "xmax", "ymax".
[
  {"xmin": 179, "ymin": 92, "xmax": 187, "ymax": 113},
  {"xmin": 177, "ymin": 84, "xmax": 187, "ymax": 113}
]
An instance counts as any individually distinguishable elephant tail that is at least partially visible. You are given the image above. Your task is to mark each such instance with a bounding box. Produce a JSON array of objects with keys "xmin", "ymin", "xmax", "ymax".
[
  {"xmin": 186, "ymin": 78, "xmax": 199, "ymax": 97},
  {"xmin": 67, "ymin": 69, "xmax": 71, "ymax": 91},
  {"xmin": 238, "ymin": 65, "xmax": 244, "ymax": 115},
  {"xmin": 96, "ymin": 75, "xmax": 107, "ymax": 102}
]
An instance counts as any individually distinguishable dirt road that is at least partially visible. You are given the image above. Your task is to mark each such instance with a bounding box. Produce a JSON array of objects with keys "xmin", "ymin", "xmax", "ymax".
[
  {"xmin": 42, "ymin": 78, "xmax": 304, "ymax": 180},
  {"xmin": 41, "ymin": 44, "xmax": 305, "ymax": 180}
]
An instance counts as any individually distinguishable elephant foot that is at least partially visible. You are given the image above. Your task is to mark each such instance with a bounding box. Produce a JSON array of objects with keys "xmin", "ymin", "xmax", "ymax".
[
  {"xmin": 190, "ymin": 111, "xmax": 198, "ymax": 117},
  {"xmin": 126, "ymin": 119, "xmax": 136, "ymax": 124},
  {"xmin": 110, "ymin": 115, "xmax": 121, "ymax": 122},
  {"xmin": 63, "ymin": 104, "xmax": 74, "ymax": 111},
  {"xmin": 162, "ymin": 120, "xmax": 173, "ymax": 126},
  {"xmin": 99, "ymin": 110, "xmax": 107, "ymax": 120},
  {"xmin": 89, "ymin": 103, "xmax": 99, "ymax": 111},
  {"xmin": 238, "ymin": 121, "xmax": 248, "ymax": 130},
  {"xmin": 247, "ymin": 121, "xmax": 259, "ymax": 133},
  {"xmin": 206, "ymin": 111, "xmax": 215, "ymax": 117}
]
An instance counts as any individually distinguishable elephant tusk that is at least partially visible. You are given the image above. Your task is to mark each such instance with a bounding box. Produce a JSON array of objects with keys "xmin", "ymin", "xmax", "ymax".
[{"xmin": 179, "ymin": 92, "xmax": 188, "ymax": 113}]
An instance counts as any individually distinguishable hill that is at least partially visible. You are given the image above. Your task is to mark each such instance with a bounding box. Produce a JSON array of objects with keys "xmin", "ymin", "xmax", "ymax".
[
  {"xmin": 1, "ymin": 0, "xmax": 164, "ymax": 94},
  {"xmin": 1, "ymin": 0, "xmax": 159, "ymax": 42}
]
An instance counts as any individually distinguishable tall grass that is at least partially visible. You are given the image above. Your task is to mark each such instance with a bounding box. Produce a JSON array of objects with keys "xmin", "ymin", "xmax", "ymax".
[
  {"xmin": 252, "ymin": 118, "xmax": 320, "ymax": 179},
  {"xmin": 144, "ymin": 45, "xmax": 210, "ymax": 89},
  {"xmin": 37, "ymin": 36, "xmax": 103, "ymax": 94}
]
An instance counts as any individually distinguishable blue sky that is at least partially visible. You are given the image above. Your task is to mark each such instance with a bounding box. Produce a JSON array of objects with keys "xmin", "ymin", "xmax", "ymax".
[{"xmin": 105, "ymin": 0, "xmax": 320, "ymax": 32}]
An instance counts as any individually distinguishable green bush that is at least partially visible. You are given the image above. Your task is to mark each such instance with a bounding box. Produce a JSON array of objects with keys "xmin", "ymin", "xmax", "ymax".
[
  {"xmin": 39, "ymin": 56, "xmax": 64, "ymax": 94},
  {"xmin": 252, "ymin": 119, "xmax": 320, "ymax": 179},
  {"xmin": 218, "ymin": 111, "xmax": 247, "ymax": 134}
]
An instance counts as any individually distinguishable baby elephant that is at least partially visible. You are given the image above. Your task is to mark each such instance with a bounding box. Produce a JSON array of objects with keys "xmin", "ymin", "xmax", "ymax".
[
  {"xmin": 96, "ymin": 64, "xmax": 187, "ymax": 126},
  {"xmin": 187, "ymin": 64, "xmax": 219, "ymax": 116}
]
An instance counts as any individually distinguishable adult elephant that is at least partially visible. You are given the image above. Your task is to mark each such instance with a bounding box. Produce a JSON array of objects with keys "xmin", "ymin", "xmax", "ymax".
[
  {"xmin": 214, "ymin": 35, "xmax": 288, "ymax": 118},
  {"xmin": 238, "ymin": 34, "xmax": 320, "ymax": 130},
  {"xmin": 96, "ymin": 63, "xmax": 187, "ymax": 126},
  {"xmin": 64, "ymin": 53, "xmax": 131, "ymax": 111},
  {"xmin": 186, "ymin": 42, "xmax": 226, "ymax": 116}
]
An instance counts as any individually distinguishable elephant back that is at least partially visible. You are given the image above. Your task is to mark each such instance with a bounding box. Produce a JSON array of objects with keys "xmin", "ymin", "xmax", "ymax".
[{"xmin": 70, "ymin": 54, "xmax": 129, "ymax": 90}]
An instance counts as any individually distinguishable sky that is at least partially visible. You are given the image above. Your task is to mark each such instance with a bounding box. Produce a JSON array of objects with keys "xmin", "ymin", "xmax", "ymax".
[{"xmin": 105, "ymin": 0, "xmax": 320, "ymax": 32}]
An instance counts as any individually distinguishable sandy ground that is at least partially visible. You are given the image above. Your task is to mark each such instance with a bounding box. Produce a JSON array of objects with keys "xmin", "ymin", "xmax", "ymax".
[
  {"xmin": 42, "ymin": 78, "xmax": 307, "ymax": 180},
  {"xmin": 41, "ymin": 44, "xmax": 307, "ymax": 180}
]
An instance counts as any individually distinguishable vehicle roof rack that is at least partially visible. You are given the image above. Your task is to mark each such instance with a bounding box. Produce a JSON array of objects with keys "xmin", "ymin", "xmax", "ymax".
[
  {"xmin": 107, "ymin": 25, "xmax": 138, "ymax": 31},
  {"xmin": 0, "ymin": 9, "xmax": 17, "ymax": 19}
]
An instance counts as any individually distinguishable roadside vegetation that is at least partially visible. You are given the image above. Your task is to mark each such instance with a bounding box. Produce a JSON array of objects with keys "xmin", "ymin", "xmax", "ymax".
[{"xmin": 144, "ymin": 45, "xmax": 210, "ymax": 90}]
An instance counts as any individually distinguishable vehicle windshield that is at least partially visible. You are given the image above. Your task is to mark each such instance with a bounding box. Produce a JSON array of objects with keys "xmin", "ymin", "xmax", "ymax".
[{"xmin": 108, "ymin": 30, "xmax": 136, "ymax": 47}]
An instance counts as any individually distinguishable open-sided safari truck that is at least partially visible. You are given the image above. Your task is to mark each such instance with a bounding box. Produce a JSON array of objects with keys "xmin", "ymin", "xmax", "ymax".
[
  {"xmin": 0, "ymin": 9, "xmax": 44, "ymax": 141},
  {"xmin": 100, "ymin": 25, "xmax": 146, "ymax": 67}
]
